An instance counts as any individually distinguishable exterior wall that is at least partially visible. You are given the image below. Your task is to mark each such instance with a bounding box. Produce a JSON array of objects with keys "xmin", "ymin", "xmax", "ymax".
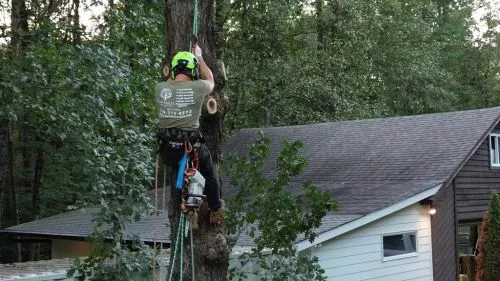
[
  {"xmin": 431, "ymin": 182, "xmax": 457, "ymax": 281},
  {"xmin": 455, "ymin": 127, "xmax": 500, "ymax": 221},
  {"xmin": 311, "ymin": 204, "xmax": 433, "ymax": 281},
  {"xmin": 51, "ymin": 239, "xmax": 93, "ymax": 259}
]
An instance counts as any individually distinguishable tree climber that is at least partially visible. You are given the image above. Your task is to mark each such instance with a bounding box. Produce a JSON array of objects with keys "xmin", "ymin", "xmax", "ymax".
[{"xmin": 155, "ymin": 44, "xmax": 224, "ymax": 224}]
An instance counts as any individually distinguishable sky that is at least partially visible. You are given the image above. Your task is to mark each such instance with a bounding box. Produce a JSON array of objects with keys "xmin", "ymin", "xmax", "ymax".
[
  {"xmin": 81, "ymin": 2, "xmax": 106, "ymax": 35},
  {"xmin": 472, "ymin": 0, "xmax": 500, "ymax": 37}
]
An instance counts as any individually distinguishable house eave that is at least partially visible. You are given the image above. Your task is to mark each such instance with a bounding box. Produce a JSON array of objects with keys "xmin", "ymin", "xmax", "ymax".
[
  {"xmin": 0, "ymin": 230, "xmax": 89, "ymax": 241},
  {"xmin": 295, "ymin": 183, "xmax": 442, "ymax": 252},
  {"xmin": 0, "ymin": 230, "xmax": 169, "ymax": 245}
]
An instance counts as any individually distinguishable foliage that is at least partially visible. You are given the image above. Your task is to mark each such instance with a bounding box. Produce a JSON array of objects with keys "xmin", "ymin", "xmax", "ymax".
[
  {"xmin": 1, "ymin": 0, "xmax": 499, "ymax": 279},
  {"xmin": 223, "ymin": 131, "xmax": 336, "ymax": 281},
  {"xmin": 222, "ymin": 0, "xmax": 500, "ymax": 134},
  {"xmin": 475, "ymin": 192, "xmax": 500, "ymax": 281},
  {"xmin": 68, "ymin": 237, "xmax": 153, "ymax": 281},
  {"xmin": 475, "ymin": 210, "xmax": 489, "ymax": 281},
  {"xmin": 484, "ymin": 192, "xmax": 500, "ymax": 281},
  {"xmin": 0, "ymin": 0, "xmax": 163, "ymax": 275}
]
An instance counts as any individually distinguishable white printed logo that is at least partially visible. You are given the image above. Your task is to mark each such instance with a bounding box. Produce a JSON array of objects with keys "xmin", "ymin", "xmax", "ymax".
[{"xmin": 160, "ymin": 88, "xmax": 172, "ymax": 101}]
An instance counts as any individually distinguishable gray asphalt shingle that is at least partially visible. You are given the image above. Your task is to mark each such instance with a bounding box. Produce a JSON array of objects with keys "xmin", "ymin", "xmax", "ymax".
[
  {"xmin": 221, "ymin": 107, "xmax": 500, "ymax": 216},
  {"xmin": 4, "ymin": 107, "xmax": 500, "ymax": 247},
  {"xmin": 4, "ymin": 207, "xmax": 171, "ymax": 244}
]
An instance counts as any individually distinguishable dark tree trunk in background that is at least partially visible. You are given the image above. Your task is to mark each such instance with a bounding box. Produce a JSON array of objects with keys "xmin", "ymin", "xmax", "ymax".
[
  {"xmin": 73, "ymin": 0, "xmax": 81, "ymax": 44},
  {"xmin": 0, "ymin": 123, "xmax": 11, "ymax": 262},
  {"xmin": 32, "ymin": 147, "xmax": 44, "ymax": 221},
  {"xmin": 0, "ymin": 124, "xmax": 7, "ymax": 230},
  {"xmin": 7, "ymin": 123, "xmax": 21, "ymax": 262},
  {"xmin": 30, "ymin": 146, "xmax": 44, "ymax": 260},
  {"xmin": 234, "ymin": 0, "xmax": 249, "ymax": 128},
  {"xmin": 10, "ymin": 0, "xmax": 29, "ymax": 55},
  {"xmin": 315, "ymin": 0, "xmax": 324, "ymax": 50},
  {"xmin": 165, "ymin": 1, "xmax": 229, "ymax": 280},
  {"xmin": 8, "ymin": 0, "xmax": 28, "ymax": 262},
  {"xmin": 21, "ymin": 126, "xmax": 31, "ymax": 192}
]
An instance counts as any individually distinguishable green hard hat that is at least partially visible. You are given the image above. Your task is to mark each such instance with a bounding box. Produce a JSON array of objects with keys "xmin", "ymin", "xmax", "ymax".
[{"xmin": 171, "ymin": 51, "xmax": 198, "ymax": 79}]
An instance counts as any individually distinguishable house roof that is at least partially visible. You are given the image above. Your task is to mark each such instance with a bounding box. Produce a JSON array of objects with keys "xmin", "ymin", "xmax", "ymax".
[
  {"xmin": 3, "ymin": 207, "xmax": 170, "ymax": 244},
  {"xmin": 222, "ymin": 107, "xmax": 500, "ymax": 217},
  {"xmin": 3, "ymin": 107, "xmax": 500, "ymax": 251}
]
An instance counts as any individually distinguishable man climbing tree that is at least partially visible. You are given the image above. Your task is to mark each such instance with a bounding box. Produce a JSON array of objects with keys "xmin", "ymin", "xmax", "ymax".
[
  {"xmin": 156, "ymin": 46, "xmax": 224, "ymax": 223},
  {"xmin": 163, "ymin": 1, "xmax": 229, "ymax": 280}
]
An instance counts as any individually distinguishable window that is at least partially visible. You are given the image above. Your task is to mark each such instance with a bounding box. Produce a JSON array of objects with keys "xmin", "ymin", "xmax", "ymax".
[
  {"xmin": 458, "ymin": 223, "xmax": 480, "ymax": 256},
  {"xmin": 383, "ymin": 232, "xmax": 417, "ymax": 260},
  {"xmin": 490, "ymin": 134, "xmax": 500, "ymax": 167}
]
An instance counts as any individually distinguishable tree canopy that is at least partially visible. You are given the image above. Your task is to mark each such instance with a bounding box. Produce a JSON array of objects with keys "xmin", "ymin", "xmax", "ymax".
[{"xmin": 0, "ymin": 0, "xmax": 499, "ymax": 279}]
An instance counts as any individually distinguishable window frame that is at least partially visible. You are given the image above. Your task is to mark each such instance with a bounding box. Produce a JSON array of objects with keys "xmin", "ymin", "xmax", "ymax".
[
  {"xmin": 381, "ymin": 231, "xmax": 418, "ymax": 262},
  {"xmin": 490, "ymin": 133, "xmax": 500, "ymax": 168}
]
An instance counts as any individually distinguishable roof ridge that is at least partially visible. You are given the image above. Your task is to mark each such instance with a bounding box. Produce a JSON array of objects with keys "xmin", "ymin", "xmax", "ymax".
[{"xmin": 237, "ymin": 106, "xmax": 500, "ymax": 131}]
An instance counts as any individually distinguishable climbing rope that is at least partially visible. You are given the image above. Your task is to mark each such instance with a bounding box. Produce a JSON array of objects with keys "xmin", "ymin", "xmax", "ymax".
[
  {"xmin": 166, "ymin": 213, "xmax": 196, "ymax": 281},
  {"xmin": 152, "ymin": 155, "xmax": 159, "ymax": 281},
  {"xmin": 189, "ymin": 0, "xmax": 199, "ymax": 51}
]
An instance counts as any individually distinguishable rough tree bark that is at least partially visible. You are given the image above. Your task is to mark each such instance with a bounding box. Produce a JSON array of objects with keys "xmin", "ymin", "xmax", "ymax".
[
  {"xmin": 30, "ymin": 145, "xmax": 44, "ymax": 260},
  {"xmin": 0, "ymin": 125, "xmax": 7, "ymax": 230},
  {"xmin": 72, "ymin": 0, "xmax": 81, "ymax": 44},
  {"xmin": 7, "ymin": 122, "xmax": 21, "ymax": 262},
  {"xmin": 315, "ymin": 0, "xmax": 324, "ymax": 51},
  {"xmin": 0, "ymin": 123, "xmax": 9, "ymax": 262},
  {"xmin": 10, "ymin": 0, "xmax": 29, "ymax": 55},
  {"xmin": 8, "ymin": 0, "xmax": 29, "ymax": 262},
  {"xmin": 165, "ymin": 1, "xmax": 229, "ymax": 280}
]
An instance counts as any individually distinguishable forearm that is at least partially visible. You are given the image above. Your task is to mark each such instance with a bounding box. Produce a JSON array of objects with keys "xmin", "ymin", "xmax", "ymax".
[{"xmin": 197, "ymin": 56, "xmax": 214, "ymax": 84}]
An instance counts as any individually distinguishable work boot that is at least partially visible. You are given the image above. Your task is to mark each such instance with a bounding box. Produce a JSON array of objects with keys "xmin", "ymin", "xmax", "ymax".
[{"xmin": 210, "ymin": 199, "xmax": 226, "ymax": 225}]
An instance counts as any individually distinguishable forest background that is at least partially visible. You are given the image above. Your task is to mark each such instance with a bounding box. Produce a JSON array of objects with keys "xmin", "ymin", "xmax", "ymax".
[{"xmin": 0, "ymin": 0, "xmax": 499, "ymax": 270}]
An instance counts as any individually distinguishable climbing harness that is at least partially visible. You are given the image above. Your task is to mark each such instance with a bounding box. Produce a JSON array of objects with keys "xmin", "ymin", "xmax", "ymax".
[
  {"xmin": 164, "ymin": 138, "xmax": 204, "ymax": 281},
  {"xmin": 180, "ymin": 139, "xmax": 206, "ymax": 210}
]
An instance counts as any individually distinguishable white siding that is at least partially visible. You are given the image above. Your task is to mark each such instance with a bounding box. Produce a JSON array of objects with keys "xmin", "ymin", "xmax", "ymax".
[{"xmin": 311, "ymin": 204, "xmax": 433, "ymax": 281}]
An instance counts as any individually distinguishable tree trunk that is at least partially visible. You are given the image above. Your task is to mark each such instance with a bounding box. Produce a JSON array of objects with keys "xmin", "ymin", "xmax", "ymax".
[
  {"xmin": 8, "ymin": 0, "xmax": 28, "ymax": 263},
  {"xmin": 165, "ymin": 1, "xmax": 229, "ymax": 280},
  {"xmin": 72, "ymin": 0, "xmax": 81, "ymax": 44},
  {"xmin": 10, "ymin": 0, "xmax": 29, "ymax": 56},
  {"xmin": 29, "ymin": 145, "xmax": 44, "ymax": 261},
  {"xmin": 315, "ymin": 0, "xmax": 324, "ymax": 50},
  {"xmin": 0, "ymin": 122, "xmax": 7, "ymax": 230},
  {"xmin": 32, "ymin": 146, "xmax": 43, "ymax": 221},
  {"xmin": 20, "ymin": 125, "xmax": 31, "ymax": 193},
  {"xmin": 234, "ymin": 0, "xmax": 249, "ymax": 129},
  {"xmin": 7, "ymin": 122, "xmax": 22, "ymax": 262}
]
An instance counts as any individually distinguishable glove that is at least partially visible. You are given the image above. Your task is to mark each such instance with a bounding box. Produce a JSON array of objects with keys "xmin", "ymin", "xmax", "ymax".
[{"xmin": 192, "ymin": 44, "xmax": 202, "ymax": 58}]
